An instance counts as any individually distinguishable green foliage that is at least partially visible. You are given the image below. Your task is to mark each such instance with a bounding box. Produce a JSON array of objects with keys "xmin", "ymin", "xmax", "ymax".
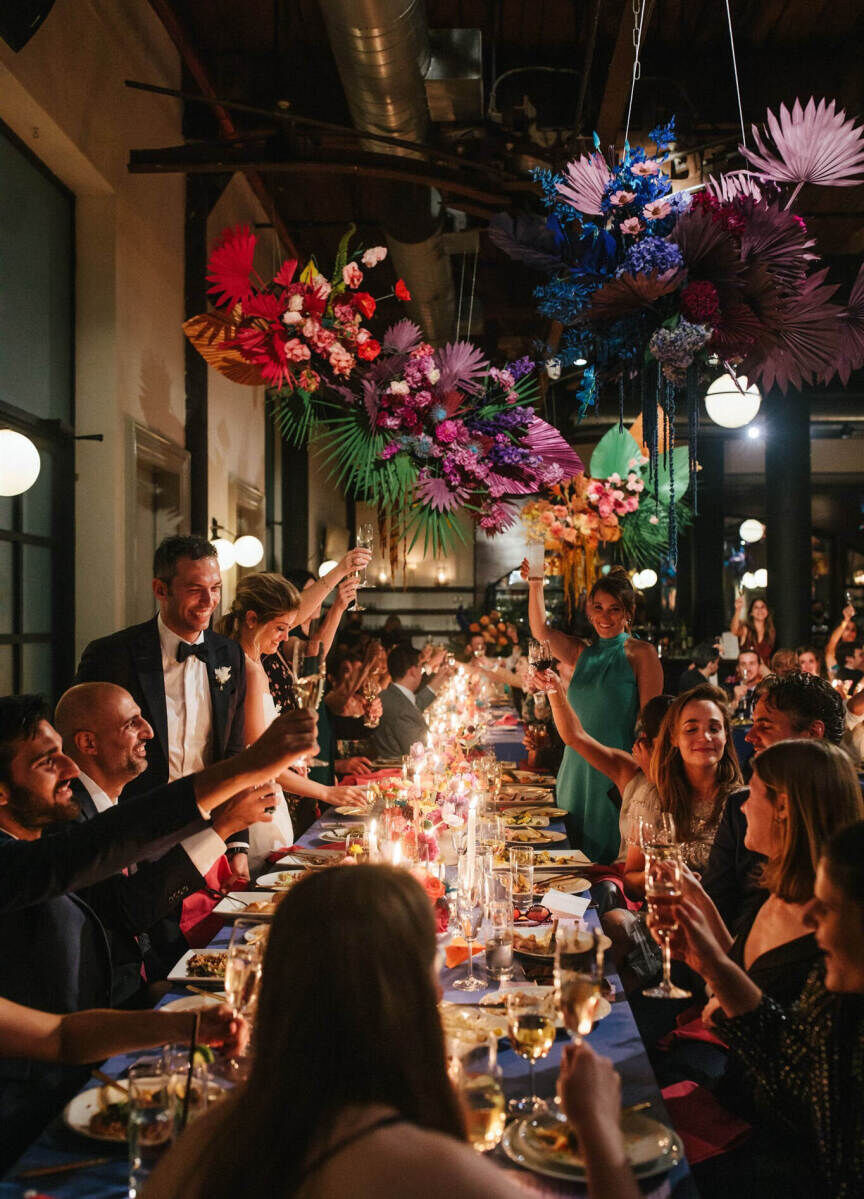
[
  {"xmin": 589, "ymin": 427, "xmax": 641, "ymax": 479},
  {"xmin": 618, "ymin": 497, "xmax": 692, "ymax": 567},
  {"xmin": 649, "ymin": 445, "xmax": 692, "ymax": 503}
]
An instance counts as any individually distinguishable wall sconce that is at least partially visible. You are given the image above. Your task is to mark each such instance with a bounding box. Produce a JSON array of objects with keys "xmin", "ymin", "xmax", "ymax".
[
  {"xmin": 210, "ymin": 518, "xmax": 264, "ymax": 571},
  {"xmin": 0, "ymin": 429, "xmax": 41, "ymax": 496}
]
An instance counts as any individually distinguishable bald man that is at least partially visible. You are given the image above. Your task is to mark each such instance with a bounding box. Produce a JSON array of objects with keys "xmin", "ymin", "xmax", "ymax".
[{"xmin": 55, "ymin": 683, "xmax": 265, "ymax": 1001}]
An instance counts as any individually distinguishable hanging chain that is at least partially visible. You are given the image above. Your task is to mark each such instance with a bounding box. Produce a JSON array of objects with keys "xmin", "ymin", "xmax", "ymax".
[
  {"xmin": 724, "ymin": 0, "xmax": 748, "ymax": 149},
  {"xmin": 623, "ymin": 0, "xmax": 648, "ymax": 147}
]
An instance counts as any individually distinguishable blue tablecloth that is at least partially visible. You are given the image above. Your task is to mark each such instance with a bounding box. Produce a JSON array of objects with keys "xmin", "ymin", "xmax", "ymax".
[{"xmin": 1, "ymin": 777, "xmax": 695, "ymax": 1197}]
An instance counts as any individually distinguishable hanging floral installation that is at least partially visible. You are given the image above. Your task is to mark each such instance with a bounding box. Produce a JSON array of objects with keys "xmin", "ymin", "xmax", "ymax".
[
  {"xmin": 490, "ymin": 98, "xmax": 864, "ymax": 561},
  {"xmin": 521, "ymin": 422, "xmax": 691, "ymax": 608},
  {"xmin": 185, "ymin": 225, "xmax": 582, "ymax": 556}
]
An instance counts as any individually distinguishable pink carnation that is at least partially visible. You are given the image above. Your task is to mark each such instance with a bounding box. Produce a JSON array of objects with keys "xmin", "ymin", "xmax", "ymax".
[
  {"xmin": 434, "ymin": 420, "xmax": 461, "ymax": 444},
  {"xmin": 301, "ymin": 318, "xmax": 320, "ymax": 339},
  {"xmin": 284, "ymin": 338, "xmax": 311, "ymax": 363},
  {"xmin": 329, "ymin": 343, "xmax": 355, "ymax": 376},
  {"xmin": 597, "ymin": 498, "xmax": 614, "ymax": 519},
  {"xmin": 361, "ymin": 246, "xmax": 388, "ymax": 268},
  {"xmin": 342, "ymin": 262, "xmax": 363, "ymax": 289}
]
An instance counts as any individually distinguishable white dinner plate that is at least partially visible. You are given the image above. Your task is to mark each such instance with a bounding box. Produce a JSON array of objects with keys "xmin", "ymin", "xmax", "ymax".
[
  {"xmin": 161, "ymin": 993, "xmax": 222, "ymax": 1013},
  {"xmin": 274, "ymin": 849, "xmax": 344, "ymax": 869},
  {"xmin": 255, "ymin": 870, "xmax": 306, "ymax": 891},
  {"xmin": 168, "ymin": 948, "xmax": 228, "ymax": 987},
  {"xmin": 63, "ymin": 1086, "xmax": 129, "ymax": 1143},
  {"xmin": 212, "ymin": 892, "xmax": 278, "ymax": 922}
]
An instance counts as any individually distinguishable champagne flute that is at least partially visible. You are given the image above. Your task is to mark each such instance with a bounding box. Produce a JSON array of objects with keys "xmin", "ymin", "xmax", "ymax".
[
  {"xmin": 555, "ymin": 925, "xmax": 603, "ymax": 1043},
  {"xmin": 453, "ymin": 854, "xmax": 485, "ymax": 992},
  {"xmin": 505, "ymin": 989, "xmax": 557, "ymax": 1115},
  {"xmin": 451, "ymin": 1038, "xmax": 506, "ymax": 1153},
  {"xmin": 223, "ymin": 939, "xmax": 263, "ymax": 1069},
  {"xmin": 351, "ymin": 522, "xmax": 375, "ymax": 612},
  {"xmin": 288, "ymin": 646, "xmax": 327, "ymax": 768},
  {"xmin": 642, "ymin": 847, "xmax": 691, "ymax": 1000}
]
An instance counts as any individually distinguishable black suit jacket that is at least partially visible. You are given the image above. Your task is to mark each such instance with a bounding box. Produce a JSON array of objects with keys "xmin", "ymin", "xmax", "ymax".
[
  {"xmin": 0, "ymin": 777, "xmax": 202, "ymax": 1171},
  {"xmin": 76, "ymin": 615, "xmax": 247, "ymax": 800},
  {"xmin": 72, "ymin": 779, "xmax": 204, "ymax": 1002}
]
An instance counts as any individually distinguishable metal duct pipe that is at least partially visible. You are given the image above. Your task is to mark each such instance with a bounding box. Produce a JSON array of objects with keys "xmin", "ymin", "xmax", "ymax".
[{"xmin": 318, "ymin": 0, "xmax": 456, "ymax": 344}]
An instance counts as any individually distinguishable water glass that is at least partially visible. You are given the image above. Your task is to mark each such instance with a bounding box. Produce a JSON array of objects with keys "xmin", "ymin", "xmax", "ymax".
[
  {"xmin": 509, "ymin": 846, "xmax": 535, "ymax": 910},
  {"xmin": 127, "ymin": 1055, "xmax": 173, "ymax": 1198},
  {"xmin": 554, "ymin": 925, "xmax": 604, "ymax": 1042},
  {"xmin": 450, "ymin": 1037, "xmax": 506, "ymax": 1153}
]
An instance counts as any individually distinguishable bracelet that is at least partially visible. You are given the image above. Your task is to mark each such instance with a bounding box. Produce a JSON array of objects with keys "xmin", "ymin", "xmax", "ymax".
[
  {"xmin": 225, "ymin": 846, "xmax": 247, "ymax": 858},
  {"xmin": 527, "ymin": 576, "xmax": 543, "ymax": 581}
]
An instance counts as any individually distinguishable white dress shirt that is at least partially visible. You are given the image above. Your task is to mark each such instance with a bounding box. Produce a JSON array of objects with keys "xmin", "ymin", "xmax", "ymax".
[
  {"xmin": 158, "ymin": 615, "xmax": 214, "ymax": 780},
  {"xmin": 393, "ymin": 682, "xmax": 417, "ymax": 707},
  {"xmin": 77, "ymin": 770, "xmax": 226, "ymax": 877}
]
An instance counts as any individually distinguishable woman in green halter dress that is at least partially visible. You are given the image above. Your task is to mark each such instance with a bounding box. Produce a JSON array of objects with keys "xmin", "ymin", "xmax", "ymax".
[{"xmin": 523, "ymin": 564, "xmax": 663, "ymax": 863}]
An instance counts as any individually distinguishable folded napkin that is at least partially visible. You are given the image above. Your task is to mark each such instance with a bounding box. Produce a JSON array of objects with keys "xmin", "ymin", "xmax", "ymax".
[
  {"xmin": 493, "ymin": 714, "xmax": 520, "ymax": 727},
  {"xmin": 658, "ymin": 1014, "xmax": 728, "ymax": 1051},
  {"xmin": 541, "ymin": 889, "xmax": 590, "ymax": 920},
  {"xmin": 661, "ymin": 1080, "xmax": 751, "ymax": 1164},
  {"xmin": 180, "ymin": 853, "xmax": 235, "ymax": 948},
  {"xmin": 445, "ymin": 938, "xmax": 485, "ymax": 969},
  {"xmin": 339, "ymin": 768, "xmax": 402, "ymax": 787}
]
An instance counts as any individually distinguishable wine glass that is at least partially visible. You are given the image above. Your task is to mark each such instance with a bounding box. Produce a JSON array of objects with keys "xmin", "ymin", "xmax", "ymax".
[
  {"xmin": 351, "ymin": 522, "xmax": 375, "ymax": 612},
  {"xmin": 527, "ymin": 639, "xmax": 555, "ymax": 694},
  {"xmin": 642, "ymin": 846, "xmax": 691, "ymax": 1000},
  {"xmin": 555, "ymin": 925, "xmax": 603, "ymax": 1043},
  {"xmin": 223, "ymin": 937, "xmax": 263, "ymax": 1070},
  {"xmin": 287, "ymin": 647, "xmax": 327, "ymax": 768},
  {"xmin": 637, "ymin": 811, "xmax": 676, "ymax": 853},
  {"xmin": 451, "ymin": 1037, "xmax": 506, "ymax": 1153},
  {"xmin": 127, "ymin": 1054, "xmax": 173, "ymax": 1198},
  {"xmin": 453, "ymin": 854, "xmax": 485, "ymax": 992},
  {"xmin": 505, "ymin": 989, "xmax": 557, "ymax": 1114}
]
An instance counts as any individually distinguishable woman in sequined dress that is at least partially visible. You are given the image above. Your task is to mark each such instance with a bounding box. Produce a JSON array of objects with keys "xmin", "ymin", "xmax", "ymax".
[{"xmin": 669, "ymin": 819, "xmax": 864, "ymax": 1199}]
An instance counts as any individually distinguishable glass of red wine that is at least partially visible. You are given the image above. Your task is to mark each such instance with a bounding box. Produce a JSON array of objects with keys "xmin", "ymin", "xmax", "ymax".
[{"xmin": 527, "ymin": 639, "xmax": 556, "ymax": 694}]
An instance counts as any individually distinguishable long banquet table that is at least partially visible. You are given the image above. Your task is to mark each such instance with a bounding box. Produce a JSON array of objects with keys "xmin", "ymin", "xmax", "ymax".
[{"xmin": 1, "ymin": 738, "xmax": 697, "ymax": 1197}]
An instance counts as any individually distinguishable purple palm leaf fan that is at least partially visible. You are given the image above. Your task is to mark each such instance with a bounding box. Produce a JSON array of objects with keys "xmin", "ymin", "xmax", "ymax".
[
  {"xmin": 706, "ymin": 172, "xmax": 764, "ymax": 203},
  {"xmin": 487, "ymin": 213, "xmax": 565, "ymax": 271},
  {"xmin": 382, "ymin": 319, "xmax": 423, "ymax": 353},
  {"xmin": 556, "ymin": 152, "xmax": 613, "ymax": 216},
  {"xmin": 834, "ymin": 261, "xmax": 864, "ymax": 385},
  {"xmin": 670, "ymin": 207, "xmax": 746, "ymax": 295},
  {"xmin": 522, "ymin": 418, "xmax": 583, "ymax": 479},
  {"xmin": 587, "ymin": 270, "xmax": 685, "ymax": 322},
  {"xmin": 415, "ymin": 472, "xmax": 469, "ymax": 513},
  {"xmin": 435, "ymin": 341, "xmax": 490, "ymax": 394},
  {"xmin": 741, "ymin": 98, "xmax": 864, "ymax": 209},
  {"xmin": 738, "ymin": 202, "xmax": 817, "ymax": 292},
  {"xmin": 362, "ymin": 378, "xmax": 381, "ymax": 424},
  {"xmin": 743, "ymin": 268, "xmax": 844, "ymax": 392}
]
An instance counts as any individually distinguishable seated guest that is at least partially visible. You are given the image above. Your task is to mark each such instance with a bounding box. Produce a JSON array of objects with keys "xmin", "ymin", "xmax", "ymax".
[
  {"xmin": 724, "ymin": 649, "xmax": 762, "ymax": 721},
  {"xmin": 769, "ymin": 647, "xmax": 798, "ymax": 676},
  {"xmin": 146, "ymin": 866, "xmax": 641, "ymax": 1199},
  {"xmin": 366, "ymin": 645, "xmax": 447, "ymax": 759},
  {"xmin": 666, "ymin": 821, "xmax": 864, "ymax": 1199},
  {"xmin": 703, "ymin": 671, "xmax": 845, "ymax": 932},
  {"xmin": 0, "ymin": 694, "xmax": 315, "ymax": 1169},
  {"xmin": 55, "ymin": 682, "xmax": 260, "ymax": 998},
  {"xmin": 796, "ymin": 645, "xmax": 826, "ymax": 678},
  {"xmin": 678, "ymin": 642, "xmax": 720, "ymax": 693}
]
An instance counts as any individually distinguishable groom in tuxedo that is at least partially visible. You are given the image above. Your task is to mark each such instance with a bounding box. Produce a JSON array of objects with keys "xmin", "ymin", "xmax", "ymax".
[{"xmin": 77, "ymin": 534, "xmax": 249, "ymax": 874}]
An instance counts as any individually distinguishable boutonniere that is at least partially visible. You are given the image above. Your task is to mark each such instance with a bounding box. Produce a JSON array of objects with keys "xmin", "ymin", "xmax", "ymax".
[{"xmin": 214, "ymin": 665, "xmax": 232, "ymax": 690}]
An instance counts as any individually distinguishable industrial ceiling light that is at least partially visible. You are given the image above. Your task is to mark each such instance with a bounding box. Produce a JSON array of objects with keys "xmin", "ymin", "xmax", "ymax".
[
  {"xmin": 704, "ymin": 374, "xmax": 761, "ymax": 429},
  {"xmin": 0, "ymin": 429, "xmax": 41, "ymax": 496}
]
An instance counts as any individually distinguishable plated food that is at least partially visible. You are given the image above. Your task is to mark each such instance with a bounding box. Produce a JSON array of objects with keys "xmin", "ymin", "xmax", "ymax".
[
  {"xmin": 506, "ymin": 828, "xmax": 568, "ymax": 845},
  {"xmin": 168, "ymin": 949, "xmax": 228, "ymax": 986},
  {"xmin": 212, "ymin": 892, "xmax": 283, "ymax": 921},
  {"xmin": 439, "ymin": 1002, "xmax": 506, "ymax": 1044},
  {"xmin": 256, "ymin": 870, "xmax": 307, "ymax": 891},
  {"xmin": 503, "ymin": 811, "xmax": 551, "ymax": 829},
  {"xmin": 502, "ymin": 1109, "xmax": 682, "ymax": 1181},
  {"xmin": 274, "ymin": 849, "xmax": 344, "ymax": 869},
  {"xmin": 532, "ymin": 849, "xmax": 591, "ymax": 867}
]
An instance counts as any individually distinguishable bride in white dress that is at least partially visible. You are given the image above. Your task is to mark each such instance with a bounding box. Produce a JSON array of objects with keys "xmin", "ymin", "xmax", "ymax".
[{"xmin": 218, "ymin": 565, "xmax": 370, "ymax": 874}]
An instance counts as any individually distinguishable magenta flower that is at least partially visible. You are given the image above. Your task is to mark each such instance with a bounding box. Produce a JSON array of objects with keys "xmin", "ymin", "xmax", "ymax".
[{"xmin": 435, "ymin": 420, "xmax": 461, "ymax": 443}]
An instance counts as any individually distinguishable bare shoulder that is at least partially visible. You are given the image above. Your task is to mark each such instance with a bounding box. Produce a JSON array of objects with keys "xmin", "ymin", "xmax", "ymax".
[{"xmin": 625, "ymin": 637, "xmax": 659, "ymax": 661}]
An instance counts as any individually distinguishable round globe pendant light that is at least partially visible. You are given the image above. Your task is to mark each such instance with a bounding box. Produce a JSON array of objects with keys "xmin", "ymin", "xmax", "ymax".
[
  {"xmin": 0, "ymin": 429, "xmax": 41, "ymax": 496},
  {"xmin": 211, "ymin": 538, "xmax": 236, "ymax": 571},
  {"xmin": 233, "ymin": 534, "xmax": 264, "ymax": 568},
  {"xmin": 633, "ymin": 568, "xmax": 658, "ymax": 589},
  {"xmin": 704, "ymin": 374, "xmax": 761, "ymax": 428},
  {"xmin": 739, "ymin": 518, "xmax": 764, "ymax": 544}
]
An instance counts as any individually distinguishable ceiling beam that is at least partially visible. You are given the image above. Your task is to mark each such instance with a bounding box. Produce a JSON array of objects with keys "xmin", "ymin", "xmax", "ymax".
[
  {"xmin": 145, "ymin": 0, "xmax": 298, "ymax": 257},
  {"xmin": 596, "ymin": 0, "xmax": 656, "ymax": 148}
]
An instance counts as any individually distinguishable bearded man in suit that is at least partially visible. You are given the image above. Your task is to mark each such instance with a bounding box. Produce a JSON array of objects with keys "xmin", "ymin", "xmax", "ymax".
[
  {"xmin": 367, "ymin": 645, "xmax": 451, "ymax": 759},
  {"xmin": 77, "ymin": 535, "xmax": 250, "ymax": 877}
]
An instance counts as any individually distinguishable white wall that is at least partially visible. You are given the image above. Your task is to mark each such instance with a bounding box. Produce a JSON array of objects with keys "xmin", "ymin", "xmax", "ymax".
[{"xmin": 0, "ymin": 0, "xmax": 279, "ymax": 654}]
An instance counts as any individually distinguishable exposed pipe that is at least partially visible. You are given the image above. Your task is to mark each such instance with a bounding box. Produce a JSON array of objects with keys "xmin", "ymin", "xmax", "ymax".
[{"xmin": 317, "ymin": 0, "xmax": 456, "ymax": 344}]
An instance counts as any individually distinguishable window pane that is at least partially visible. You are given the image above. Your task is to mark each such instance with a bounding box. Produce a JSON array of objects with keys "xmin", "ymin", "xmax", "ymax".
[
  {"xmin": 0, "ymin": 496, "xmax": 13, "ymax": 529},
  {"xmin": 21, "ymin": 544, "xmax": 52, "ymax": 633},
  {"xmin": 22, "ymin": 641, "xmax": 52, "ymax": 696},
  {"xmin": 0, "ymin": 541, "xmax": 11, "ymax": 634},
  {"xmin": 21, "ymin": 449, "xmax": 53, "ymax": 538},
  {"xmin": 0, "ymin": 645, "xmax": 12, "ymax": 693}
]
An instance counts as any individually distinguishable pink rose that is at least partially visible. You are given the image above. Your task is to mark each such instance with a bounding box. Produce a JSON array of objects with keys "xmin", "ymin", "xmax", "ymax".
[
  {"xmin": 342, "ymin": 262, "xmax": 363, "ymax": 289},
  {"xmin": 620, "ymin": 217, "xmax": 643, "ymax": 236},
  {"xmin": 610, "ymin": 190, "xmax": 636, "ymax": 206},
  {"xmin": 643, "ymin": 200, "xmax": 671, "ymax": 221},
  {"xmin": 361, "ymin": 246, "xmax": 388, "ymax": 268}
]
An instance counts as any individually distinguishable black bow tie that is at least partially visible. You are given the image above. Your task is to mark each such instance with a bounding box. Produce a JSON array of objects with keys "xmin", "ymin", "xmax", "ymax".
[{"xmin": 176, "ymin": 641, "xmax": 209, "ymax": 665}]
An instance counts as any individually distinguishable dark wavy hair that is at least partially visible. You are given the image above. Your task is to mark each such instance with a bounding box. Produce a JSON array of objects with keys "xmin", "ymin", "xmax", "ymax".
[
  {"xmin": 0, "ymin": 694, "xmax": 50, "ymax": 785},
  {"xmin": 754, "ymin": 671, "xmax": 845, "ymax": 744},
  {"xmin": 178, "ymin": 866, "xmax": 465, "ymax": 1196},
  {"xmin": 587, "ymin": 565, "xmax": 636, "ymax": 622},
  {"xmin": 153, "ymin": 535, "xmax": 217, "ymax": 585}
]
